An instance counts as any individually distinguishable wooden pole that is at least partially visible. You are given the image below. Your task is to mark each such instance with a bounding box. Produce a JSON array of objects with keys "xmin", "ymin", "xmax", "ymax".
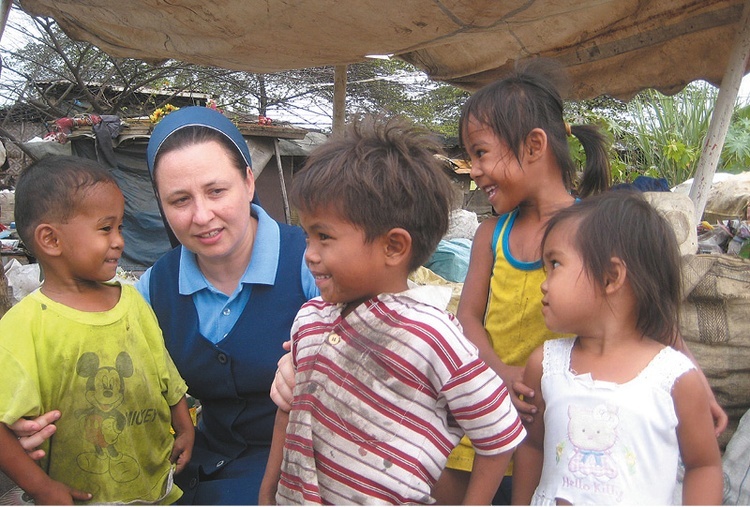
[
  {"xmin": 689, "ymin": 0, "xmax": 750, "ymax": 223},
  {"xmin": 333, "ymin": 65, "xmax": 347, "ymax": 135},
  {"xmin": 273, "ymin": 137, "xmax": 291, "ymax": 224}
]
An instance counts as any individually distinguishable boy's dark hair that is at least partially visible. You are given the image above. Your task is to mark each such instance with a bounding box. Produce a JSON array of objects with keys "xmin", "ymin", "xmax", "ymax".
[
  {"xmin": 14, "ymin": 155, "xmax": 118, "ymax": 256},
  {"xmin": 459, "ymin": 59, "xmax": 610, "ymax": 198},
  {"xmin": 541, "ymin": 190, "xmax": 681, "ymax": 345},
  {"xmin": 290, "ymin": 115, "xmax": 456, "ymax": 272}
]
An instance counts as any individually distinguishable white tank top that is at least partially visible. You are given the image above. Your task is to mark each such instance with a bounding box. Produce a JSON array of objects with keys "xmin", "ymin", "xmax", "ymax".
[{"xmin": 532, "ymin": 338, "xmax": 694, "ymax": 505}]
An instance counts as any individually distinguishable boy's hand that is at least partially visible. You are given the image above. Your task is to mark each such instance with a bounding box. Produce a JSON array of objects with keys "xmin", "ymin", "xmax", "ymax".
[
  {"xmin": 170, "ymin": 429, "xmax": 194, "ymax": 474},
  {"xmin": 29, "ymin": 479, "xmax": 91, "ymax": 505}
]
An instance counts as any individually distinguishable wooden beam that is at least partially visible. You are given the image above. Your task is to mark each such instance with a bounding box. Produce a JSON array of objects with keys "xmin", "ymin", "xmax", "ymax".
[{"xmin": 333, "ymin": 65, "xmax": 347, "ymax": 135}]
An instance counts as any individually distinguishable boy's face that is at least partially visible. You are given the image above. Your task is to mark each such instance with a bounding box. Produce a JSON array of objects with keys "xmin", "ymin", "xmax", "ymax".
[
  {"xmin": 55, "ymin": 182, "xmax": 125, "ymax": 283},
  {"xmin": 299, "ymin": 206, "xmax": 389, "ymax": 311}
]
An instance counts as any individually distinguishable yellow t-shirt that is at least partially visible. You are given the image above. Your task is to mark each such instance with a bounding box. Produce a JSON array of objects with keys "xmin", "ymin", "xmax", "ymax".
[
  {"xmin": 447, "ymin": 210, "xmax": 570, "ymax": 472},
  {"xmin": 0, "ymin": 284, "xmax": 187, "ymax": 504}
]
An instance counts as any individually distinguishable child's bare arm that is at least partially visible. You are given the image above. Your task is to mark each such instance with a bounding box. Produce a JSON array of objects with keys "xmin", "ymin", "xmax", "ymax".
[
  {"xmin": 169, "ymin": 396, "xmax": 195, "ymax": 474},
  {"xmin": 457, "ymin": 219, "xmax": 536, "ymax": 421},
  {"xmin": 463, "ymin": 450, "xmax": 514, "ymax": 505},
  {"xmin": 673, "ymin": 369, "xmax": 723, "ymax": 505},
  {"xmin": 511, "ymin": 346, "xmax": 546, "ymax": 505},
  {"xmin": 0, "ymin": 422, "xmax": 91, "ymax": 505},
  {"xmin": 259, "ymin": 409, "xmax": 289, "ymax": 505},
  {"xmin": 672, "ymin": 334, "xmax": 728, "ymax": 435}
]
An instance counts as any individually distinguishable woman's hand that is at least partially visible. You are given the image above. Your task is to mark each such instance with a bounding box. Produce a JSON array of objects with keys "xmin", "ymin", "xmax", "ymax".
[
  {"xmin": 9, "ymin": 411, "xmax": 60, "ymax": 461},
  {"xmin": 270, "ymin": 342, "xmax": 296, "ymax": 412}
]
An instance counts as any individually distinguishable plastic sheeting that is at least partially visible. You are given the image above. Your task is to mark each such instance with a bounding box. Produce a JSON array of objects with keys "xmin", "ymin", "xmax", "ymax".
[{"xmin": 18, "ymin": 0, "xmax": 750, "ymax": 100}]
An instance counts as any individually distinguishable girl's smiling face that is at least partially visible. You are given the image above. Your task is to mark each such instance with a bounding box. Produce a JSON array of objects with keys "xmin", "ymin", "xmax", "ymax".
[{"xmin": 463, "ymin": 115, "xmax": 529, "ymax": 215}]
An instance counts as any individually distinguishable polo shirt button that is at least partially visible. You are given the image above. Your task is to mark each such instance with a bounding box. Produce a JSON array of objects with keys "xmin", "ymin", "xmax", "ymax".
[
  {"xmin": 189, "ymin": 477, "xmax": 198, "ymax": 489},
  {"xmin": 216, "ymin": 460, "xmax": 225, "ymax": 468},
  {"xmin": 222, "ymin": 308, "xmax": 231, "ymax": 316},
  {"xmin": 217, "ymin": 353, "xmax": 228, "ymax": 364}
]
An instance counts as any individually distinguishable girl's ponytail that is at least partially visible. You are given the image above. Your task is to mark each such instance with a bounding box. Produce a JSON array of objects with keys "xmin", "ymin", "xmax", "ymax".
[{"xmin": 570, "ymin": 124, "xmax": 611, "ymax": 198}]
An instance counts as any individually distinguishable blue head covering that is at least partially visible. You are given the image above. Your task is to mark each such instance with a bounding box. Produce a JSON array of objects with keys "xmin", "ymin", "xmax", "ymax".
[
  {"xmin": 146, "ymin": 106, "xmax": 259, "ymax": 248},
  {"xmin": 147, "ymin": 106, "xmax": 253, "ymax": 175}
]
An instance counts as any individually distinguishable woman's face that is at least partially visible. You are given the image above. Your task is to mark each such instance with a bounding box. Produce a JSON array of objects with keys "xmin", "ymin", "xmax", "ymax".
[{"xmin": 154, "ymin": 140, "xmax": 256, "ymax": 264}]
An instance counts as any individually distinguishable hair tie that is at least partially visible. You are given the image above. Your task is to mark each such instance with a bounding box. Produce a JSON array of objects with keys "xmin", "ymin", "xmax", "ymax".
[{"xmin": 564, "ymin": 122, "xmax": 572, "ymax": 137}]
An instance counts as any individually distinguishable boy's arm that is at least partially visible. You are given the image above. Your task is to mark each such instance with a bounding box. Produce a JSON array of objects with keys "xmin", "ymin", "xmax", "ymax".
[
  {"xmin": 672, "ymin": 334, "xmax": 728, "ymax": 435},
  {"xmin": 0, "ymin": 422, "xmax": 91, "ymax": 505},
  {"xmin": 463, "ymin": 451, "xmax": 514, "ymax": 505},
  {"xmin": 259, "ymin": 408, "xmax": 289, "ymax": 505},
  {"xmin": 169, "ymin": 396, "xmax": 195, "ymax": 474},
  {"xmin": 672, "ymin": 369, "xmax": 723, "ymax": 505},
  {"xmin": 511, "ymin": 346, "xmax": 546, "ymax": 505}
]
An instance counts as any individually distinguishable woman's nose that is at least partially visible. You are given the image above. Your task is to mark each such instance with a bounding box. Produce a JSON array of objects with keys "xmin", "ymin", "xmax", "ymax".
[{"xmin": 192, "ymin": 197, "xmax": 214, "ymax": 224}]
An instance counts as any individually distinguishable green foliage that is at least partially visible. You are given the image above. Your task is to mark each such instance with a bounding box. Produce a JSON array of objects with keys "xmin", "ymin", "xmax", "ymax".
[{"xmin": 622, "ymin": 85, "xmax": 716, "ymax": 187}]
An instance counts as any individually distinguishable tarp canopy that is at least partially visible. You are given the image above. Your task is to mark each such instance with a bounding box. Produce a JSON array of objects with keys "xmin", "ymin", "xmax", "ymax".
[{"xmin": 16, "ymin": 0, "xmax": 750, "ymax": 101}]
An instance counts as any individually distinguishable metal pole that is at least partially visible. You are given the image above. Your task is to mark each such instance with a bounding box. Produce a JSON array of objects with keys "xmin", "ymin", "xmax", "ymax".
[{"xmin": 689, "ymin": 0, "xmax": 750, "ymax": 223}]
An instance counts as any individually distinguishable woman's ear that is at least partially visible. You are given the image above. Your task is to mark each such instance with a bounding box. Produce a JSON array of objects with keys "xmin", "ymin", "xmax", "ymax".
[
  {"xmin": 604, "ymin": 257, "xmax": 628, "ymax": 295},
  {"xmin": 244, "ymin": 166, "xmax": 256, "ymax": 201},
  {"xmin": 383, "ymin": 228, "xmax": 412, "ymax": 267},
  {"xmin": 525, "ymin": 128, "xmax": 548, "ymax": 161},
  {"xmin": 34, "ymin": 223, "xmax": 62, "ymax": 257}
]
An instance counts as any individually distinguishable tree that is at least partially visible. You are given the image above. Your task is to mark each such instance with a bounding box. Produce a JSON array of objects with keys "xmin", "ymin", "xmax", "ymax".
[{"xmin": 0, "ymin": 6, "xmax": 467, "ymax": 135}]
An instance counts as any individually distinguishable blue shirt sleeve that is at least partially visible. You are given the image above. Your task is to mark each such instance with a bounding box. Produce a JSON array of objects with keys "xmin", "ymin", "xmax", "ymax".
[{"xmin": 135, "ymin": 267, "xmax": 152, "ymax": 305}]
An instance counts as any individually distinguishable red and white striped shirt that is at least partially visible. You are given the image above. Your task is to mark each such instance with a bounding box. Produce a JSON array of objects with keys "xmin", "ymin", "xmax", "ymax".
[{"xmin": 277, "ymin": 287, "xmax": 525, "ymax": 505}]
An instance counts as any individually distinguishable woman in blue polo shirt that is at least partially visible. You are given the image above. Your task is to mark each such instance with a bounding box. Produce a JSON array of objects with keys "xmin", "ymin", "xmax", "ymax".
[{"xmin": 133, "ymin": 106, "xmax": 317, "ymax": 504}]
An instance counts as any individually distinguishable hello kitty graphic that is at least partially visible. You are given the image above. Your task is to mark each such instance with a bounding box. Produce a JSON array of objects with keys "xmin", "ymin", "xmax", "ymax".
[{"xmin": 567, "ymin": 404, "xmax": 619, "ymax": 481}]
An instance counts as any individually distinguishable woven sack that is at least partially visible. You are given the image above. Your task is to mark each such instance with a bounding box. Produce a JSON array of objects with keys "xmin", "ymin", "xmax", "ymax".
[{"xmin": 680, "ymin": 254, "xmax": 750, "ymax": 449}]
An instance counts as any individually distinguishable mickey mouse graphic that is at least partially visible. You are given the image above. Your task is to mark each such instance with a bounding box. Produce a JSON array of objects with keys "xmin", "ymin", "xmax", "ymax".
[{"xmin": 75, "ymin": 351, "xmax": 140, "ymax": 483}]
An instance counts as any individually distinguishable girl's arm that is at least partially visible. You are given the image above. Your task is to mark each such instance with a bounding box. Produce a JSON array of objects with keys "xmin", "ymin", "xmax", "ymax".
[
  {"xmin": 259, "ymin": 409, "xmax": 289, "ymax": 504},
  {"xmin": 510, "ymin": 346, "xmax": 546, "ymax": 505},
  {"xmin": 672, "ymin": 334, "xmax": 728, "ymax": 435},
  {"xmin": 672, "ymin": 369, "xmax": 723, "ymax": 505},
  {"xmin": 169, "ymin": 396, "xmax": 195, "ymax": 474},
  {"xmin": 457, "ymin": 218, "xmax": 535, "ymax": 420}
]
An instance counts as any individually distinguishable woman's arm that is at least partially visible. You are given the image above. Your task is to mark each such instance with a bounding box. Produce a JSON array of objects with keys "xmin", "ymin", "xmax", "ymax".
[
  {"xmin": 672, "ymin": 369, "xmax": 723, "ymax": 505},
  {"xmin": 457, "ymin": 218, "xmax": 536, "ymax": 421},
  {"xmin": 510, "ymin": 346, "xmax": 546, "ymax": 505},
  {"xmin": 270, "ymin": 341, "xmax": 295, "ymax": 412},
  {"xmin": 9, "ymin": 411, "xmax": 60, "ymax": 460}
]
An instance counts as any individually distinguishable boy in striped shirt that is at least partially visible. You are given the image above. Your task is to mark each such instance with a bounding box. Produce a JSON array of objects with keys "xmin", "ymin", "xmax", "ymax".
[{"xmin": 259, "ymin": 116, "xmax": 525, "ymax": 505}]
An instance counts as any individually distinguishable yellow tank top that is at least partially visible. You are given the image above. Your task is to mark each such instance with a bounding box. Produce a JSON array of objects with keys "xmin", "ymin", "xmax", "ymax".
[
  {"xmin": 446, "ymin": 210, "xmax": 570, "ymax": 473},
  {"xmin": 485, "ymin": 209, "xmax": 569, "ymax": 365}
]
